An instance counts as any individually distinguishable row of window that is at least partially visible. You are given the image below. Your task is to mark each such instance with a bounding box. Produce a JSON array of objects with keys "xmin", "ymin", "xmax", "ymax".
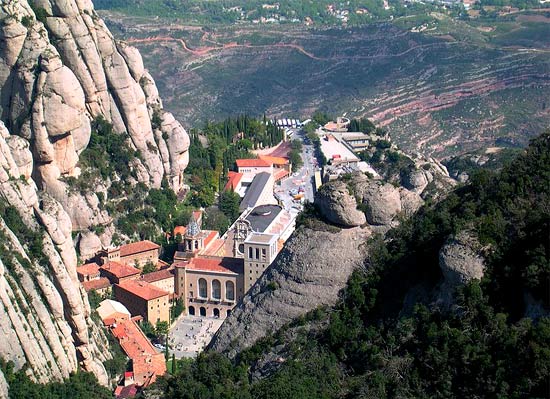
[{"xmin": 197, "ymin": 279, "xmax": 235, "ymax": 301}]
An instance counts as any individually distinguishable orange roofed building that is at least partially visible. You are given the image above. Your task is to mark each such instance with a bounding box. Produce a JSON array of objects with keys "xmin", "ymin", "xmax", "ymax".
[
  {"xmin": 224, "ymin": 171, "xmax": 244, "ymax": 194},
  {"xmin": 100, "ymin": 261, "xmax": 141, "ymax": 284},
  {"xmin": 173, "ymin": 257, "xmax": 244, "ymax": 319},
  {"xmin": 107, "ymin": 240, "xmax": 160, "ymax": 268},
  {"xmin": 76, "ymin": 263, "xmax": 100, "ymax": 282},
  {"xmin": 236, "ymin": 158, "xmax": 273, "ymax": 176},
  {"xmin": 114, "ymin": 280, "xmax": 170, "ymax": 325},
  {"xmin": 111, "ymin": 318, "xmax": 166, "ymax": 387}
]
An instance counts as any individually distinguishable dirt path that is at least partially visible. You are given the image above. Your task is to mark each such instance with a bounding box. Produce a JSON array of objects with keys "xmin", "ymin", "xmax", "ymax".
[{"xmin": 126, "ymin": 35, "xmax": 325, "ymax": 60}]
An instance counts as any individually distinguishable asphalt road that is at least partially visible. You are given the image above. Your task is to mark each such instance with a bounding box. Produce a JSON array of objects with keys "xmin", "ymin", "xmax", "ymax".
[{"xmin": 275, "ymin": 129, "xmax": 317, "ymax": 216}]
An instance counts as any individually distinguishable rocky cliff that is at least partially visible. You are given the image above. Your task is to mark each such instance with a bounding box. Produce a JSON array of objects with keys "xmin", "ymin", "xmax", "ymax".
[
  {"xmin": 1, "ymin": 0, "xmax": 189, "ymax": 246},
  {"xmin": 211, "ymin": 155, "xmax": 456, "ymax": 356},
  {"xmin": 209, "ymin": 225, "xmax": 371, "ymax": 357},
  {"xmin": 0, "ymin": 121, "xmax": 109, "ymax": 397},
  {"xmin": 0, "ymin": 0, "xmax": 190, "ymax": 394}
]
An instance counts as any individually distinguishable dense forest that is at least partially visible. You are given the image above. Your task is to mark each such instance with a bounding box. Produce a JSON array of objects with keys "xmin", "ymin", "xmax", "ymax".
[
  {"xmin": 145, "ymin": 132, "xmax": 550, "ymax": 398},
  {"xmin": 1, "ymin": 361, "xmax": 112, "ymax": 399}
]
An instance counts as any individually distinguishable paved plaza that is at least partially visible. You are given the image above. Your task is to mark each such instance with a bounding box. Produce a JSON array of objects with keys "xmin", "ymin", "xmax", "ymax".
[{"xmin": 168, "ymin": 315, "xmax": 224, "ymax": 358}]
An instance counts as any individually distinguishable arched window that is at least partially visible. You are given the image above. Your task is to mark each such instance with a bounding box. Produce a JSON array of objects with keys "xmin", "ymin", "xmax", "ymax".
[
  {"xmin": 212, "ymin": 280, "xmax": 221, "ymax": 300},
  {"xmin": 225, "ymin": 281, "xmax": 235, "ymax": 301},
  {"xmin": 213, "ymin": 308, "xmax": 220, "ymax": 318},
  {"xmin": 199, "ymin": 307, "xmax": 206, "ymax": 317},
  {"xmin": 198, "ymin": 278, "xmax": 207, "ymax": 298},
  {"xmin": 188, "ymin": 306, "xmax": 195, "ymax": 316}
]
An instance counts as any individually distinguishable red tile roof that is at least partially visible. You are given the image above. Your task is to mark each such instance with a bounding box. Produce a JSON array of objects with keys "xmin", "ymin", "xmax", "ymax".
[
  {"xmin": 224, "ymin": 171, "xmax": 244, "ymax": 191},
  {"xmin": 236, "ymin": 158, "xmax": 272, "ymax": 168},
  {"xmin": 173, "ymin": 225, "xmax": 186, "ymax": 237},
  {"xmin": 203, "ymin": 230, "xmax": 219, "ymax": 249},
  {"xmin": 82, "ymin": 277, "xmax": 111, "ymax": 292},
  {"xmin": 274, "ymin": 169, "xmax": 290, "ymax": 181},
  {"xmin": 77, "ymin": 262, "xmax": 100, "ymax": 277},
  {"xmin": 183, "ymin": 257, "xmax": 242, "ymax": 275},
  {"xmin": 192, "ymin": 210, "xmax": 202, "ymax": 222},
  {"xmin": 201, "ymin": 238, "xmax": 225, "ymax": 256},
  {"xmin": 117, "ymin": 280, "xmax": 169, "ymax": 301},
  {"xmin": 140, "ymin": 269, "xmax": 174, "ymax": 283},
  {"xmin": 259, "ymin": 155, "xmax": 289, "ymax": 165},
  {"xmin": 101, "ymin": 261, "xmax": 141, "ymax": 279},
  {"xmin": 114, "ymin": 384, "xmax": 138, "ymax": 399},
  {"xmin": 111, "ymin": 319, "xmax": 166, "ymax": 387},
  {"xmin": 120, "ymin": 240, "xmax": 160, "ymax": 257}
]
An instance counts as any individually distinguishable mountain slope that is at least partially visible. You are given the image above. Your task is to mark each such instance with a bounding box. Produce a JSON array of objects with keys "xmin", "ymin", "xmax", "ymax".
[
  {"xmin": 148, "ymin": 132, "xmax": 549, "ymax": 398},
  {"xmin": 0, "ymin": 0, "xmax": 190, "ymax": 394}
]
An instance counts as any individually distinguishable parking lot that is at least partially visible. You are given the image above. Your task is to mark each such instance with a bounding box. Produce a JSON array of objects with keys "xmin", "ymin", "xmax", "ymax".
[{"xmin": 168, "ymin": 315, "xmax": 224, "ymax": 358}]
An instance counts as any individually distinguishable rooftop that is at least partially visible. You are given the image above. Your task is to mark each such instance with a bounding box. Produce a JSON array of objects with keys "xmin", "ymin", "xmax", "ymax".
[
  {"xmin": 173, "ymin": 225, "xmax": 186, "ymax": 237},
  {"xmin": 320, "ymin": 134, "xmax": 360, "ymax": 164},
  {"xmin": 140, "ymin": 269, "xmax": 174, "ymax": 283},
  {"xmin": 101, "ymin": 261, "xmax": 141, "ymax": 279},
  {"xmin": 239, "ymin": 172, "xmax": 274, "ymax": 211},
  {"xmin": 76, "ymin": 262, "xmax": 100, "ymax": 277},
  {"xmin": 273, "ymin": 169, "xmax": 289, "ymax": 181},
  {"xmin": 97, "ymin": 299, "xmax": 131, "ymax": 322},
  {"xmin": 245, "ymin": 232, "xmax": 278, "ymax": 245},
  {"xmin": 116, "ymin": 280, "xmax": 169, "ymax": 301},
  {"xmin": 82, "ymin": 277, "xmax": 111, "ymax": 292},
  {"xmin": 120, "ymin": 240, "xmax": 160, "ymax": 257},
  {"xmin": 111, "ymin": 319, "xmax": 166, "ymax": 386},
  {"xmin": 236, "ymin": 158, "xmax": 272, "ymax": 168},
  {"xmin": 224, "ymin": 171, "xmax": 244, "ymax": 191},
  {"xmin": 259, "ymin": 155, "xmax": 289, "ymax": 165},
  {"xmin": 176, "ymin": 257, "xmax": 243, "ymax": 275},
  {"xmin": 245, "ymin": 204, "xmax": 283, "ymax": 233}
]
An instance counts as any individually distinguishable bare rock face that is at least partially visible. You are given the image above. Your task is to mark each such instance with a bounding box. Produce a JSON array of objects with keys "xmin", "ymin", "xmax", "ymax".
[
  {"xmin": 77, "ymin": 230, "xmax": 102, "ymax": 261},
  {"xmin": 210, "ymin": 226, "xmax": 371, "ymax": 358},
  {"xmin": 359, "ymin": 180, "xmax": 402, "ymax": 226},
  {"xmin": 403, "ymin": 167, "xmax": 431, "ymax": 193},
  {"xmin": 399, "ymin": 187, "xmax": 424, "ymax": 217},
  {"xmin": 435, "ymin": 231, "xmax": 486, "ymax": 309},
  {"xmin": 314, "ymin": 180, "xmax": 366, "ymax": 227},
  {"xmin": 439, "ymin": 231, "xmax": 485, "ymax": 286},
  {"xmin": 0, "ymin": 0, "xmax": 190, "ymax": 232},
  {"xmin": 0, "ymin": 123, "xmax": 110, "ymax": 388}
]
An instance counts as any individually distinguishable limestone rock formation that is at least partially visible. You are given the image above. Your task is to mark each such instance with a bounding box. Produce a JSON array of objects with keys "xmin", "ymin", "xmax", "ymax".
[
  {"xmin": 0, "ymin": 0, "xmax": 189, "ymax": 390},
  {"xmin": 314, "ymin": 180, "xmax": 366, "ymax": 227},
  {"xmin": 439, "ymin": 231, "xmax": 485, "ymax": 286},
  {"xmin": 359, "ymin": 180, "xmax": 402, "ymax": 226},
  {"xmin": 435, "ymin": 231, "xmax": 485, "ymax": 309},
  {"xmin": 0, "ymin": 121, "xmax": 110, "ymax": 392},
  {"xmin": 210, "ymin": 226, "xmax": 371, "ymax": 358},
  {"xmin": 0, "ymin": 0, "xmax": 189, "ymax": 233},
  {"xmin": 399, "ymin": 187, "xmax": 424, "ymax": 217}
]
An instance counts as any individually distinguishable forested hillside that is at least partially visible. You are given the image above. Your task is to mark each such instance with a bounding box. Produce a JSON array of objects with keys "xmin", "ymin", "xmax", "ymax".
[{"xmin": 145, "ymin": 132, "xmax": 550, "ymax": 398}]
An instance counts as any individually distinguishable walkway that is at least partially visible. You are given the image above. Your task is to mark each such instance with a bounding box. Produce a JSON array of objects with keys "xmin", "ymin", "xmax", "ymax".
[{"xmin": 168, "ymin": 315, "xmax": 224, "ymax": 358}]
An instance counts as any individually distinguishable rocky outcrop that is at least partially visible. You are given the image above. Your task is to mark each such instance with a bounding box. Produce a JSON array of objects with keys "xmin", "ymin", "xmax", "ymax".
[
  {"xmin": 0, "ymin": 1, "xmax": 191, "ymax": 386},
  {"xmin": 358, "ymin": 180, "xmax": 401, "ymax": 226},
  {"xmin": 435, "ymin": 231, "xmax": 485, "ymax": 308},
  {"xmin": 0, "ymin": 121, "xmax": 110, "ymax": 391},
  {"xmin": 314, "ymin": 181, "xmax": 366, "ymax": 227},
  {"xmin": 439, "ymin": 231, "xmax": 485, "ymax": 286},
  {"xmin": 210, "ymin": 226, "xmax": 371, "ymax": 358},
  {"xmin": 0, "ymin": 0, "xmax": 189, "ymax": 234}
]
